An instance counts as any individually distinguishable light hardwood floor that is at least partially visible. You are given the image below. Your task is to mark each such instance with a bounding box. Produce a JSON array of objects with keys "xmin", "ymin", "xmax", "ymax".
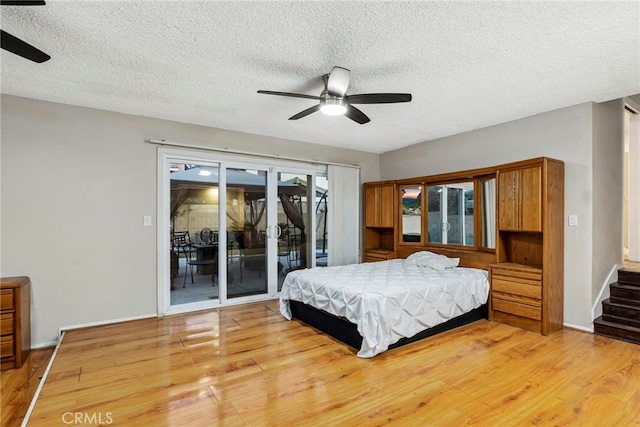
[
  {"xmin": 13, "ymin": 300, "xmax": 640, "ymax": 426},
  {"xmin": 1, "ymin": 347, "xmax": 54, "ymax": 427}
]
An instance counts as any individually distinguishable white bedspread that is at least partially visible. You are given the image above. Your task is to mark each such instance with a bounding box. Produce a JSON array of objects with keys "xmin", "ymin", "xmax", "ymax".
[{"xmin": 280, "ymin": 259, "xmax": 489, "ymax": 358}]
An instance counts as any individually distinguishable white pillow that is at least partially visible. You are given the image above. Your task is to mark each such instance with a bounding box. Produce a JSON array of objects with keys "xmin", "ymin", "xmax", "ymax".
[{"xmin": 405, "ymin": 251, "xmax": 459, "ymax": 270}]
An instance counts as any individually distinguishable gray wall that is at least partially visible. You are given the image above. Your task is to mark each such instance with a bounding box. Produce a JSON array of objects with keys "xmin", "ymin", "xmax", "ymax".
[
  {"xmin": 381, "ymin": 101, "xmax": 625, "ymax": 330},
  {"xmin": 592, "ymin": 100, "xmax": 624, "ymax": 304},
  {"xmin": 0, "ymin": 95, "xmax": 380, "ymax": 346}
]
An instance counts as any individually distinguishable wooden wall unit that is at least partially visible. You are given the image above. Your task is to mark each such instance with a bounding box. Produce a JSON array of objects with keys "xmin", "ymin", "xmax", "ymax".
[
  {"xmin": 490, "ymin": 157, "xmax": 564, "ymax": 335},
  {"xmin": 1, "ymin": 276, "xmax": 31, "ymax": 370},
  {"xmin": 362, "ymin": 157, "xmax": 564, "ymax": 335},
  {"xmin": 363, "ymin": 181, "xmax": 396, "ymax": 262}
]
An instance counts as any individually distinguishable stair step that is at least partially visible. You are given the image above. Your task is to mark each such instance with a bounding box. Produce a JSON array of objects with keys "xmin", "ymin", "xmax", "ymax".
[
  {"xmin": 594, "ymin": 316, "xmax": 640, "ymax": 345},
  {"xmin": 602, "ymin": 298, "xmax": 640, "ymax": 321},
  {"xmin": 610, "ymin": 282, "xmax": 640, "ymax": 303},
  {"xmin": 601, "ymin": 313, "xmax": 640, "ymax": 329},
  {"xmin": 618, "ymin": 269, "xmax": 640, "ymax": 285}
]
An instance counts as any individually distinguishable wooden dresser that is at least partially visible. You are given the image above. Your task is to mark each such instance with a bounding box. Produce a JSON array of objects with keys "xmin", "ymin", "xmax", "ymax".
[{"xmin": 1, "ymin": 276, "xmax": 31, "ymax": 370}]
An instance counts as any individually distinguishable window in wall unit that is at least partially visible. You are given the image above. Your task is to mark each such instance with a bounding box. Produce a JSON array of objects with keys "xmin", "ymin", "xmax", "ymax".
[
  {"xmin": 400, "ymin": 185, "xmax": 423, "ymax": 243},
  {"xmin": 427, "ymin": 182, "xmax": 474, "ymax": 246},
  {"xmin": 481, "ymin": 177, "xmax": 496, "ymax": 249},
  {"xmin": 397, "ymin": 173, "xmax": 496, "ymax": 250}
]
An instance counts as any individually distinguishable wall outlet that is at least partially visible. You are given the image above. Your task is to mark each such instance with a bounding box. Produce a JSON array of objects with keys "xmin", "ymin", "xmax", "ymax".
[{"xmin": 568, "ymin": 214, "xmax": 578, "ymax": 226}]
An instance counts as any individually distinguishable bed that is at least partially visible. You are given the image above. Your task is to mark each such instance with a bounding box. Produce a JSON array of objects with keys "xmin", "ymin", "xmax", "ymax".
[{"xmin": 279, "ymin": 250, "xmax": 491, "ymax": 357}]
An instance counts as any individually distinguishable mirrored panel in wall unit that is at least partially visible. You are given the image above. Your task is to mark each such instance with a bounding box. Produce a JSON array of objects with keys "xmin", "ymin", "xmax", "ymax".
[
  {"xmin": 400, "ymin": 185, "xmax": 423, "ymax": 243},
  {"xmin": 427, "ymin": 181, "xmax": 475, "ymax": 247},
  {"xmin": 481, "ymin": 177, "xmax": 497, "ymax": 249}
]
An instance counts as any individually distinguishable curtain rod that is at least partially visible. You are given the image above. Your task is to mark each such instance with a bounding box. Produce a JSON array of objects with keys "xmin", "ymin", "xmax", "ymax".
[{"xmin": 147, "ymin": 139, "xmax": 360, "ymax": 169}]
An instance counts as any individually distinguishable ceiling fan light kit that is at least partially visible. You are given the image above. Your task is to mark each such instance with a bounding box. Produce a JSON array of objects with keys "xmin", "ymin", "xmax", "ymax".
[
  {"xmin": 258, "ymin": 66, "xmax": 412, "ymax": 124},
  {"xmin": 320, "ymin": 98, "xmax": 347, "ymax": 116}
]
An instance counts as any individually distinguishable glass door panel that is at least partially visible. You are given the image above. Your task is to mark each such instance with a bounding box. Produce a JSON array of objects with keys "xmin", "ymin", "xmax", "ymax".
[
  {"xmin": 277, "ymin": 172, "xmax": 312, "ymax": 291},
  {"xmin": 226, "ymin": 168, "xmax": 268, "ymax": 299},
  {"xmin": 315, "ymin": 173, "xmax": 329, "ymax": 268},
  {"xmin": 169, "ymin": 162, "xmax": 220, "ymax": 306}
]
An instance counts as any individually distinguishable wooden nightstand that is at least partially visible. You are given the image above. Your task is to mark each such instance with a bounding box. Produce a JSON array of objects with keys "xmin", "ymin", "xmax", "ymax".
[{"xmin": 1, "ymin": 276, "xmax": 31, "ymax": 370}]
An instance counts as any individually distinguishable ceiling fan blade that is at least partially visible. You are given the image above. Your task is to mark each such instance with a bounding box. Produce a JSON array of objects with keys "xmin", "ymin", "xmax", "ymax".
[
  {"xmin": 257, "ymin": 90, "xmax": 321, "ymax": 101},
  {"xmin": 289, "ymin": 104, "xmax": 321, "ymax": 120},
  {"xmin": 344, "ymin": 105, "xmax": 371, "ymax": 124},
  {"xmin": 326, "ymin": 66, "xmax": 350, "ymax": 97},
  {"xmin": 1, "ymin": 30, "xmax": 50, "ymax": 63},
  {"xmin": 0, "ymin": 1, "xmax": 46, "ymax": 5},
  {"xmin": 345, "ymin": 93, "xmax": 412, "ymax": 104}
]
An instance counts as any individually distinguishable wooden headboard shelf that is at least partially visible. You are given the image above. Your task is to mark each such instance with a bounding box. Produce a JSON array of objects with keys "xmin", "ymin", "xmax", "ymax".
[{"xmin": 396, "ymin": 246, "xmax": 496, "ymax": 271}]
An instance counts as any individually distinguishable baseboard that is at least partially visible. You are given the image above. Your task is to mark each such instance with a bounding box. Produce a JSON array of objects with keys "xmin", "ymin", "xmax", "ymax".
[
  {"xmin": 591, "ymin": 263, "xmax": 623, "ymax": 321},
  {"xmin": 564, "ymin": 322, "xmax": 594, "ymax": 333},
  {"xmin": 31, "ymin": 340, "xmax": 58, "ymax": 349},
  {"xmin": 21, "ymin": 332, "xmax": 65, "ymax": 427},
  {"xmin": 58, "ymin": 313, "xmax": 158, "ymax": 338}
]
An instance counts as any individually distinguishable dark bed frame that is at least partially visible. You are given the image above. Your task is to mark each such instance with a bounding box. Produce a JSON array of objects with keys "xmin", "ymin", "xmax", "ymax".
[
  {"xmin": 288, "ymin": 246, "xmax": 495, "ymax": 355},
  {"xmin": 290, "ymin": 300, "xmax": 488, "ymax": 353}
]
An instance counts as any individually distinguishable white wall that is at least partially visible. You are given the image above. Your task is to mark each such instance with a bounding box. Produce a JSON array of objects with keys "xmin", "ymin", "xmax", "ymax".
[
  {"xmin": 0, "ymin": 95, "xmax": 380, "ymax": 346},
  {"xmin": 381, "ymin": 102, "xmax": 624, "ymax": 330}
]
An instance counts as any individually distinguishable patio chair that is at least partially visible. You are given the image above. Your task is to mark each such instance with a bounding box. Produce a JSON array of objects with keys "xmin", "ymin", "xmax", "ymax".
[
  {"xmin": 171, "ymin": 231, "xmax": 194, "ymax": 288},
  {"xmin": 185, "ymin": 248, "xmax": 217, "ymax": 287}
]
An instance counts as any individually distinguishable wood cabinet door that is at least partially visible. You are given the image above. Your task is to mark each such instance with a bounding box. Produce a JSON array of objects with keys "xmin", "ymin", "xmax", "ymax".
[
  {"xmin": 498, "ymin": 167, "xmax": 542, "ymax": 231},
  {"xmin": 364, "ymin": 186, "xmax": 378, "ymax": 227},
  {"xmin": 498, "ymin": 170, "xmax": 519, "ymax": 230},
  {"xmin": 519, "ymin": 166, "xmax": 542, "ymax": 231},
  {"xmin": 378, "ymin": 184, "xmax": 394, "ymax": 227},
  {"xmin": 364, "ymin": 184, "xmax": 394, "ymax": 227}
]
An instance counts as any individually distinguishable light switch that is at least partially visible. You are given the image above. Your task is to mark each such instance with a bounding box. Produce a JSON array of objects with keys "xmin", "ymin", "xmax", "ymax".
[
  {"xmin": 568, "ymin": 214, "xmax": 578, "ymax": 226},
  {"xmin": 143, "ymin": 216, "xmax": 152, "ymax": 227}
]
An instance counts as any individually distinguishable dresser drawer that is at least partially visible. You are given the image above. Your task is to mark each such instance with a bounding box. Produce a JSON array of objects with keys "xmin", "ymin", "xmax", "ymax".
[
  {"xmin": 364, "ymin": 250, "xmax": 394, "ymax": 262},
  {"xmin": 0, "ymin": 335, "xmax": 14, "ymax": 358},
  {"xmin": 492, "ymin": 278, "xmax": 541, "ymax": 300},
  {"xmin": 492, "ymin": 297, "xmax": 541, "ymax": 321},
  {"xmin": 491, "ymin": 268, "xmax": 542, "ymax": 281},
  {"xmin": 0, "ymin": 313, "xmax": 14, "ymax": 336},
  {"xmin": 0, "ymin": 290, "xmax": 13, "ymax": 311}
]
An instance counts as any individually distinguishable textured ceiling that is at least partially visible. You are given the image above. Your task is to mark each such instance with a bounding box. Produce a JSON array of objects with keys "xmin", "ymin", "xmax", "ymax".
[{"xmin": 1, "ymin": 1, "xmax": 639, "ymax": 154}]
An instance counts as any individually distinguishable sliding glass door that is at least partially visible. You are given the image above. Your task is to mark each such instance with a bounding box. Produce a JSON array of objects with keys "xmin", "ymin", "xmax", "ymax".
[{"xmin": 158, "ymin": 148, "xmax": 326, "ymax": 314}]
